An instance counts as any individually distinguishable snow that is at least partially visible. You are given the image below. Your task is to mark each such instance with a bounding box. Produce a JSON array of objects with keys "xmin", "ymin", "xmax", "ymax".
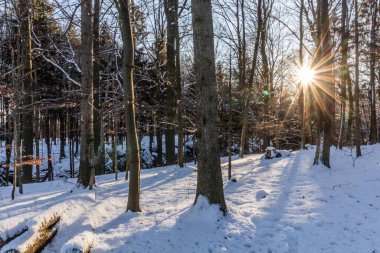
[{"xmin": 1, "ymin": 145, "xmax": 380, "ymax": 252}]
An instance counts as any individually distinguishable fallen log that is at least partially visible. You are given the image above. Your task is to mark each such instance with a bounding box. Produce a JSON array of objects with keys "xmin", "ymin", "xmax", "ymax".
[
  {"xmin": 23, "ymin": 227, "xmax": 58, "ymax": 253},
  {"xmin": 0, "ymin": 226, "xmax": 28, "ymax": 249},
  {"xmin": 37, "ymin": 214, "xmax": 60, "ymax": 233},
  {"xmin": 2, "ymin": 214, "xmax": 60, "ymax": 253}
]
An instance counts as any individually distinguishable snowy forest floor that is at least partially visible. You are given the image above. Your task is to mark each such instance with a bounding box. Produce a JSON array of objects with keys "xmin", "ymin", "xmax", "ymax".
[{"xmin": 1, "ymin": 145, "xmax": 380, "ymax": 253}]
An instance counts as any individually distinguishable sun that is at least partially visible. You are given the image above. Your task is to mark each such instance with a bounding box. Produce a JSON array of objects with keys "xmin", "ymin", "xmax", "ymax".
[{"xmin": 297, "ymin": 64, "xmax": 316, "ymax": 86}]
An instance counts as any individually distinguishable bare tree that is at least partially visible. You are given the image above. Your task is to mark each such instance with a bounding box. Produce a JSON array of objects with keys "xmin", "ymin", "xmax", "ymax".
[
  {"xmin": 115, "ymin": 0, "xmax": 142, "ymax": 212},
  {"xmin": 192, "ymin": 0, "xmax": 227, "ymax": 213},
  {"xmin": 78, "ymin": 0, "xmax": 95, "ymax": 188},
  {"xmin": 368, "ymin": 0, "xmax": 378, "ymax": 144},
  {"xmin": 20, "ymin": 0, "xmax": 34, "ymax": 183},
  {"xmin": 354, "ymin": 0, "xmax": 362, "ymax": 157}
]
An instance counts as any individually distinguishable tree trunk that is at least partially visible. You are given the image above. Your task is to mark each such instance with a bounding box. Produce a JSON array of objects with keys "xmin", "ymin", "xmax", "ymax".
[
  {"xmin": 228, "ymin": 51, "xmax": 232, "ymax": 180},
  {"xmin": 260, "ymin": 15, "xmax": 270, "ymax": 150},
  {"xmin": 35, "ymin": 110, "xmax": 40, "ymax": 181},
  {"xmin": 79, "ymin": 0, "xmax": 96, "ymax": 188},
  {"xmin": 164, "ymin": 0, "xmax": 178, "ymax": 166},
  {"xmin": 240, "ymin": 0, "xmax": 262, "ymax": 157},
  {"xmin": 338, "ymin": 0, "xmax": 348, "ymax": 149},
  {"xmin": 299, "ymin": 0, "xmax": 305, "ymax": 149},
  {"xmin": 369, "ymin": 0, "xmax": 378, "ymax": 144},
  {"xmin": 93, "ymin": 0, "xmax": 105, "ymax": 175},
  {"xmin": 354, "ymin": 0, "xmax": 362, "ymax": 157},
  {"xmin": 59, "ymin": 110, "xmax": 65, "ymax": 159},
  {"xmin": 192, "ymin": 0, "xmax": 227, "ymax": 213},
  {"xmin": 5, "ymin": 99, "xmax": 12, "ymax": 186},
  {"xmin": 346, "ymin": 73, "xmax": 354, "ymax": 144},
  {"xmin": 12, "ymin": 111, "xmax": 20, "ymax": 200},
  {"xmin": 45, "ymin": 113, "xmax": 53, "ymax": 181},
  {"xmin": 156, "ymin": 128, "xmax": 163, "ymax": 166},
  {"xmin": 115, "ymin": 0, "xmax": 142, "ymax": 212},
  {"xmin": 175, "ymin": 21, "xmax": 184, "ymax": 168},
  {"xmin": 20, "ymin": 0, "xmax": 34, "ymax": 184},
  {"xmin": 320, "ymin": 0, "xmax": 334, "ymax": 168}
]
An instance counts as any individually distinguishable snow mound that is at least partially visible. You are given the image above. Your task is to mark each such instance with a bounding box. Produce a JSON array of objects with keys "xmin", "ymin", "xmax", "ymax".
[{"xmin": 60, "ymin": 231, "xmax": 94, "ymax": 253}]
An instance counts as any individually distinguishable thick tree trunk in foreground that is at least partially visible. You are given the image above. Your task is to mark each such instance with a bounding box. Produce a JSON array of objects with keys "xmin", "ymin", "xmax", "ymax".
[
  {"xmin": 320, "ymin": 0, "xmax": 334, "ymax": 168},
  {"xmin": 164, "ymin": 0, "xmax": 177, "ymax": 166},
  {"xmin": 192, "ymin": 0, "xmax": 227, "ymax": 213},
  {"xmin": 79, "ymin": 0, "xmax": 95, "ymax": 188},
  {"xmin": 115, "ymin": 0, "xmax": 141, "ymax": 212},
  {"xmin": 20, "ymin": 0, "xmax": 34, "ymax": 184},
  {"xmin": 93, "ymin": 0, "xmax": 105, "ymax": 175}
]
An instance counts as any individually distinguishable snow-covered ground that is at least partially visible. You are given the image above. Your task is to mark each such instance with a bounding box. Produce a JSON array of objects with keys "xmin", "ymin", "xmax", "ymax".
[{"xmin": 1, "ymin": 145, "xmax": 380, "ymax": 252}]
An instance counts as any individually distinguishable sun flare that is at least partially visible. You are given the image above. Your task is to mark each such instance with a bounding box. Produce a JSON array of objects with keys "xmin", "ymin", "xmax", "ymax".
[{"xmin": 297, "ymin": 65, "xmax": 316, "ymax": 86}]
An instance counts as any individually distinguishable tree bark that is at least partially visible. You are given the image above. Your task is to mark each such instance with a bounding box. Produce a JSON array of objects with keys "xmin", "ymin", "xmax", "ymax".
[
  {"xmin": 192, "ymin": 0, "xmax": 227, "ymax": 213},
  {"xmin": 338, "ymin": 0, "xmax": 348, "ymax": 149},
  {"xmin": 164, "ymin": 0, "xmax": 178, "ymax": 165},
  {"xmin": 59, "ymin": 110, "xmax": 65, "ymax": 159},
  {"xmin": 354, "ymin": 0, "xmax": 362, "ymax": 157},
  {"xmin": 240, "ymin": 0, "xmax": 262, "ymax": 157},
  {"xmin": 320, "ymin": 0, "xmax": 334, "ymax": 168},
  {"xmin": 115, "ymin": 0, "xmax": 142, "ymax": 212},
  {"xmin": 299, "ymin": 0, "xmax": 305, "ymax": 149},
  {"xmin": 228, "ymin": 51, "xmax": 232, "ymax": 180},
  {"xmin": 260, "ymin": 12, "xmax": 270, "ymax": 150},
  {"xmin": 93, "ymin": 0, "xmax": 106, "ymax": 175},
  {"xmin": 369, "ymin": 0, "xmax": 378, "ymax": 144},
  {"xmin": 20, "ymin": 0, "xmax": 34, "ymax": 184},
  {"xmin": 45, "ymin": 112, "xmax": 53, "ymax": 181},
  {"xmin": 79, "ymin": 0, "xmax": 96, "ymax": 188}
]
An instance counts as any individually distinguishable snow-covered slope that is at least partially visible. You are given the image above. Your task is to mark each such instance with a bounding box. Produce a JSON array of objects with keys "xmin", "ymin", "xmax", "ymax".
[{"xmin": 1, "ymin": 145, "xmax": 380, "ymax": 253}]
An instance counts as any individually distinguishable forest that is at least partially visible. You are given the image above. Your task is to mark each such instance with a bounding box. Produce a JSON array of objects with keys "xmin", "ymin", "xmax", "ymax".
[{"xmin": 0, "ymin": 0, "xmax": 379, "ymax": 252}]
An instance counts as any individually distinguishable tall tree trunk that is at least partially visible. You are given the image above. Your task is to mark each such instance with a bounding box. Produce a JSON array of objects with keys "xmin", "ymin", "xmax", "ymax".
[
  {"xmin": 228, "ymin": 51, "xmax": 232, "ymax": 180},
  {"xmin": 354, "ymin": 0, "xmax": 362, "ymax": 157},
  {"xmin": 93, "ymin": 0, "xmax": 105, "ymax": 175},
  {"xmin": 338, "ymin": 0, "xmax": 348, "ymax": 149},
  {"xmin": 115, "ymin": 0, "xmax": 141, "ymax": 212},
  {"xmin": 313, "ymin": 0, "xmax": 323, "ymax": 164},
  {"xmin": 299, "ymin": 0, "xmax": 305, "ymax": 149},
  {"xmin": 35, "ymin": 110, "xmax": 40, "ymax": 181},
  {"xmin": 156, "ymin": 128, "xmax": 163, "ymax": 166},
  {"xmin": 175, "ymin": 21, "xmax": 184, "ymax": 167},
  {"xmin": 369, "ymin": 0, "xmax": 378, "ymax": 144},
  {"xmin": 346, "ymin": 74, "xmax": 354, "ymax": 144},
  {"xmin": 240, "ymin": 0, "xmax": 262, "ymax": 157},
  {"xmin": 164, "ymin": 0, "xmax": 177, "ymax": 165},
  {"xmin": 260, "ymin": 15, "xmax": 270, "ymax": 150},
  {"xmin": 192, "ymin": 0, "xmax": 227, "ymax": 213},
  {"xmin": 12, "ymin": 110, "xmax": 20, "ymax": 199},
  {"xmin": 299, "ymin": 0, "xmax": 306, "ymax": 149},
  {"xmin": 320, "ymin": 0, "xmax": 334, "ymax": 168},
  {"xmin": 79, "ymin": 0, "xmax": 95, "ymax": 188},
  {"xmin": 5, "ymin": 99, "xmax": 12, "ymax": 186},
  {"xmin": 20, "ymin": 0, "xmax": 34, "ymax": 184}
]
